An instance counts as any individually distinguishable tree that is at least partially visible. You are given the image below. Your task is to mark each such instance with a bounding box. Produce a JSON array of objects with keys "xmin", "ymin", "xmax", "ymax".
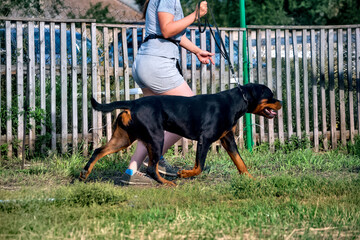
[
  {"xmin": 0, "ymin": 0, "xmax": 63, "ymax": 18},
  {"xmin": 246, "ymin": 0, "xmax": 294, "ymax": 25},
  {"xmin": 245, "ymin": 0, "xmax": 360, "ymax": 26},
  {"xmin": 135, "ymin": 0, "xmax": 360, "ymax": 27},
  {"xmin": 284, "ymin": 0, "xmax": 360, "ymax": 25}
]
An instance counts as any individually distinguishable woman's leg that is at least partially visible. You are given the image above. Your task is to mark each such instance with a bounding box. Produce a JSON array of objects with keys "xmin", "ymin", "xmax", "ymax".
[{"xmin": 127, "ymin": 81, "xmax": 194, "ymax": 172}]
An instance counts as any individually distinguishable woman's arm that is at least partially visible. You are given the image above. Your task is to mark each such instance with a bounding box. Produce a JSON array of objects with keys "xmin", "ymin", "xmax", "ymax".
[
  {"xmin": 180, "ymin": 35, "xmax": 215, "ymax": 65},
  {"xmin": 158, "ymin": 1, "xmax": 214, "ymax": 64},
  {"xmin": 158, "ymin": 1, "xmax": 208, "ymax": 38}
]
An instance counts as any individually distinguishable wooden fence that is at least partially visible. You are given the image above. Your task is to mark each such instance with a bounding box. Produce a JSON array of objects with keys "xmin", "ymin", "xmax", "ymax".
[
  {"xmin": 247, "ymin": 25, "xmax": 360, "ymax": 152},
  {"xmin": 0, "ymin": 17, "xmax": 359, "ymax": 158}
]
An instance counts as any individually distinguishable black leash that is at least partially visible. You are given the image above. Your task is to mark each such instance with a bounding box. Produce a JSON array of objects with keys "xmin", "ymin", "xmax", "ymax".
[
  {"xmin": 196, "ymin": 1, "xmax": 248, "ymax": 103},
  {"xmin": 196, "ymin": 1, "xmax": 227, "ymax": 60},
  {"xmin": 196, "ymin": 1, "xmax": 240, "ymax": 86}
]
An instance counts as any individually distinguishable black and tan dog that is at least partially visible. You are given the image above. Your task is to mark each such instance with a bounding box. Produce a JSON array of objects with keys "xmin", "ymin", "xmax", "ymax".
[{"xmin": 79, "ymin": 83, "xmax": 282, "ymax": 185}]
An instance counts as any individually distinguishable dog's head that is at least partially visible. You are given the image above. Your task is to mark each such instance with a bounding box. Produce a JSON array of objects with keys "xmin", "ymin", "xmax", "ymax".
[{"xmin": 243, "ymin": 83, "xmax": 282, "ymax": 119}]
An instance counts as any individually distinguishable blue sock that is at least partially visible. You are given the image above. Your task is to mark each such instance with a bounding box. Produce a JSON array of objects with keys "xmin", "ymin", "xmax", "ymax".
[
  {"xmin": 125, "ymin": 169, "xmax": 134, "ymax": 176},
  {"xmin": 160, "ymin": 155, "xmax": 164, "ymax": 160}
]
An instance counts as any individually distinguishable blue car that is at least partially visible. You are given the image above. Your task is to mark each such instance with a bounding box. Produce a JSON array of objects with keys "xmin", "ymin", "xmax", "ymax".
[{"xmin": 0, "ymin": 27, "xmax": 92, "ymax": 65}]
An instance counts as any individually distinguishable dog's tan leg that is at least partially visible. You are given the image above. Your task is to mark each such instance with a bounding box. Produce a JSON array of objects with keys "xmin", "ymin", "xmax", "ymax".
[
  {"xmin": 148, "ymin": 158, "xmax": 176, "ymax": 186},
  {"xmin": 177, "ymin": 165, "xmax": 202, "ymax": 178},
  {"xmin": 80, "ymin": 126, "xmax": 133, "ymax": 181},
  {"xmin": 145, "ymin": 143, "xmax": 176, "ymax": 186},
  {"xmin": 178, "ymin": 140, "xmax": 210, "ymax": 178},
  {"xmin": 220, "ymin": 131, "xmax": 254, "ymax": 179}
]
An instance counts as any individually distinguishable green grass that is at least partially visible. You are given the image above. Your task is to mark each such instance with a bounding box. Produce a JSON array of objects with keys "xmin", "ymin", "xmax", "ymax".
[{"xmin": 0, "ymin": 139, "xmax": 360, "ymax": 239}]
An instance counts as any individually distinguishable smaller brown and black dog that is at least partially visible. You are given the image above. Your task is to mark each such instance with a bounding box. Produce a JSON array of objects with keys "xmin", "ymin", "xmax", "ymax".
[{"xmin": 80, "ymin": 83, "xmax": 282, "ymax": 185}]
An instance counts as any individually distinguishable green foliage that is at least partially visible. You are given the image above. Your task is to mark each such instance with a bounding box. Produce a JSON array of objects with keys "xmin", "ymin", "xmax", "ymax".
[
  {"xmin": 348, "ymin": 136, "xmax": 360, "ymax": 158},
  {"xmin": 284, "ymin": 0, "xmax": 360, "ymax": 25},
  {"xmin": 177, "ymin": 0, "xmax": 360, "ymax": 27},
  {"xmin": 0, "ymin": 87, "xmax": 53, "ymax": 158},
  {"xmin": 246, "ymin": 0, "xmax": 294, "ymax": 25},
  {"xmin": 1, "ymin": 0, "xmax": 43, "ymax": 17},
  {"xmin": 247, "ymin": 0, "xmax": 360, "ymax": 25},
  {"xmin": 0, "ymin": 0, "xmax": 63, "ymax": 18},
  {"xmin": 274, "ymin": 135, "xmax": 312, "ymax": 153}
]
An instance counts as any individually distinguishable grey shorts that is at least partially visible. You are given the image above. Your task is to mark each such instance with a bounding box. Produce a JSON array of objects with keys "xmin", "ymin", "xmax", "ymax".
[{"xmin": 132, "ymin": 54, "xmax": 184, "ymax": 94}]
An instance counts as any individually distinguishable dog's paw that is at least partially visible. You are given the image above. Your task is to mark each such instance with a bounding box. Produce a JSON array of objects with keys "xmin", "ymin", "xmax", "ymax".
[
  {"xmin": 177, "ymin": 170, "xmax": 185, "ymax": 178},
  {"xmin": 79, "ymin": 170, "xmax": 88, "ymax": 181},
  {"xmin": 164, "ymin": 181, "xmax": 177, "ymax": 187},
  {"xmin": 177, "ymin": 169, "xmax": 194, "ymax": 178},
  {"xmin": 245, "ymin": 172, "xmax": 255, "ymax": 180}
]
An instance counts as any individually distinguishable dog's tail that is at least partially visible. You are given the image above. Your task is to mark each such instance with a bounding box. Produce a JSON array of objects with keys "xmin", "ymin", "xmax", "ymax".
[{"xmin": 91, "ymin": 97, "xmax": 133, "ymax": 113}]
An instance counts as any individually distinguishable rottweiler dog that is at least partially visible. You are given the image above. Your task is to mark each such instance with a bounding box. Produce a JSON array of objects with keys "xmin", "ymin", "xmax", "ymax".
[{"xmin": 79, "ymin": 83, "xmax": 282, "ymax": 185}]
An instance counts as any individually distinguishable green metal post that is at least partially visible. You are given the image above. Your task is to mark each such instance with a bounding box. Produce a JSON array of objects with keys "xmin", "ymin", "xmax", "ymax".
[{"xmin": 240, "ymin": 0, "xmax": 254, "ymax": 151}]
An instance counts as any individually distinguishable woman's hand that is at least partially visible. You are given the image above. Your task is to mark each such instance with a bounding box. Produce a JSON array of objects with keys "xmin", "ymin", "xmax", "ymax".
[
  {"xmin": 194, "ymin": 1, "xmax": 208, "ymax": 20},
  {"xmin": 180, "ymin": 36, "xmax": 215, "ymax": 65},
  {"xmin": 196, "ymin": 50, "xmax": 215, "ymax": 65}
]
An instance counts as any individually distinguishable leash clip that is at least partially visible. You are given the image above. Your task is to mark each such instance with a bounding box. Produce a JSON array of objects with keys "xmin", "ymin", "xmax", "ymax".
[{"xmin": 230, "ymin": 72, "xmax": 240, "ymax": 86}]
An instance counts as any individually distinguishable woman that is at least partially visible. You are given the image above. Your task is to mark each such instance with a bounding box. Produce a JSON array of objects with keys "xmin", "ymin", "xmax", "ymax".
[{"xmin": 120, "ymin": 0, "xmax": 214, "ymax": 185}]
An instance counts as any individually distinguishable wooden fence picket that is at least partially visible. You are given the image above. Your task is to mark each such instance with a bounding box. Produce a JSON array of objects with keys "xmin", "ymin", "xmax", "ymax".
[
  {"xmin": 302, "ymin": 29, "xmax": 310, "ymax": 141},
  {"xmin": 60, "ymin": 22, "xmax": 68, "ymax": 153},
  {"xmin": 91, "ymin": 22, "xmax": 100, "ymax": 148},
  {"xmin": 103, "ymin": 27, "xmax": 112, "ymax": 142},
  {"xmin": 6, "ymin": 21, "xmax": 12, "ymax": 157},
  {"xmin": 28, "ymin": 21, "xmax": 36, "ymax": 153},
  {"xmin": 16, "ymin": 21, "xmax": 23, "ymax": 158},
  {"xmin": 356, "ymin": 28, "xmax": 360, "ymax": 137},
  {"xmin": 285, "ymin": 29, "xmax": 293, "ymax": 140},
  {"xmin": 121, "ymin": 27, "xmax": 130, "ymax": 101},
  {"xmin": 310, "ymin": 29, "xmax": 319, "ymax": 151},
  {"xmin": 81, "ymin": 22, "xmax": 89, "ymax": 155},
  {"xmin": 347, "ymin": 28, "xmax": 355, "ymax": 144},
  {"xmin": 71, "ymin": 22, "xmax": 78, "ymax": 150},
  {"xmin": 338, "ymin": 29, "xmax": 346, "ymax": 146},
  {"xmin": 275, "ymin": 29, "xmax": 284, "ymax": 144},
  {"xmin": 256, "ymin": 29, "xmax": 265, "ymax": 143},
  {"xmin": 265, "ymin": 29, "xmax": 274, "ymax": 151},
  {"xmin": 320, "ymin": 29, "xmax": 328, "ymax": 150},
  {"xmin": 40, "ymin": 22, "xmax": 46, "ymax": 151},
  {"xmin": 293, "ymin": 29, "xmax": 301, "ymax": 139},
  {"xmin": 238, "ymin": 31, "xmax": 244, "ymax": 148},
  {"xmin": 328, "ymin": 29, "xmax": 336, "ymax": 149},
  {"xmin": 50, "ymin": 22, "xmax": 56, "ymax": 151}
]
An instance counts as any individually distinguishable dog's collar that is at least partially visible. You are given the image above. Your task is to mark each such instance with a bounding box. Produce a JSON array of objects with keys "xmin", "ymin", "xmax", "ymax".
[{"xmin": 237, "ymin": 85, "xmax": 248, "ymax": 105}]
